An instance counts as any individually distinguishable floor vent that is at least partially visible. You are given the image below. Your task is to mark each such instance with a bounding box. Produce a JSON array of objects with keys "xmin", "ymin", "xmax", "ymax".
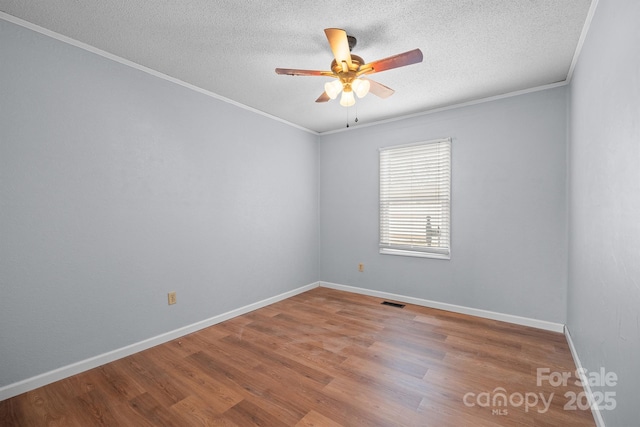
[{"xmin": 381, "ymin": 301, "xmax": 405, "ymax": 308}]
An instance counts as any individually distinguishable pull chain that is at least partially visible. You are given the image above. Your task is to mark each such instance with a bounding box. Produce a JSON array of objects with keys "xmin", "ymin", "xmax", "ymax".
[{"xmin": 345, "ymin": 105, "xmax": 360, "ymax": 128}]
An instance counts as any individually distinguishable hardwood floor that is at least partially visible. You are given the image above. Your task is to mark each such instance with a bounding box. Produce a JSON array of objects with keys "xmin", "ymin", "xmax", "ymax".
[{"xmin": 0, "ymin": 287, "xmax": 595, "ymax": 426}]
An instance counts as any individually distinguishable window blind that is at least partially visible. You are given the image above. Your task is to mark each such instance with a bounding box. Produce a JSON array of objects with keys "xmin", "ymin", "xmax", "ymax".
[{"xmin": 379, "ymin": 138, "xmax": 451, "ymax": 259}]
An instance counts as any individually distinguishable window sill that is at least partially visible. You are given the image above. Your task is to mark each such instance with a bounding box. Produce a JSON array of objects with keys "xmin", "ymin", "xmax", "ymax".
[{"xmin": 380, "ymin": 248, "xmax": 450, "ymax": 260}]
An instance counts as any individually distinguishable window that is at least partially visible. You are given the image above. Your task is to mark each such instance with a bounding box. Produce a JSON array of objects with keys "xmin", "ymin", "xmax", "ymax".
[{"xmin": 379, "ymin": 138, "xmax": 451, "ymax": 259}]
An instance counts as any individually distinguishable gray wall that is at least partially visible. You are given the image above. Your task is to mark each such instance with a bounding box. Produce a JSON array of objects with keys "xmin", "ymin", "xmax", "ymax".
[
  {"xmin": 568, "ymin": 0, "xmax": 640, "ymax": 425},
  {"xmin": 0, "ymin": 19, "xmax": 319, "ymax": 387},
  {"xmin": 319, "ymin": 87, "xmax": 568, "ymax": 324}
]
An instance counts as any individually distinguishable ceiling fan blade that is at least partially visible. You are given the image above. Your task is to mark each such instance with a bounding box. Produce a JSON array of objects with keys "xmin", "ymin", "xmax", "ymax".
[
  {"xmin": 324, "ymin": 28, "xmax": 352, "ymax": 69},
  {"xmin": 366, "ymin": 79, "xmax": 395, "ymax": 98},
  {"xmin": 361, "ymin": 48, "xmax": 423, "ymax": 75},
  {"xmin": 275, "ymin": 68, "xmax": 333, "ymax": 77},
  {"xmin": 315, "ymin": 92, "xmax": 331, "ymax": 103}
]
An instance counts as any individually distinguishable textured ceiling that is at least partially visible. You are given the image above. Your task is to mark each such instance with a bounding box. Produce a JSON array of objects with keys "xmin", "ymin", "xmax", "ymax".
[{"xmin": 0, "ymin": 0, "xmax": 593, "ymax": 133}]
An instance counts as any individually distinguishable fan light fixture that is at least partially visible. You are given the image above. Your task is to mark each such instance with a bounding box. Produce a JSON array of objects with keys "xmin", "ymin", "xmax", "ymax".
[
  {"xmin": 324, "ymin": 79, "xmax": 342, "ymax": 99},
  {"xmin": 340, "ymin": 89, "xmax": 356, "ymax": 107},
  {"xmin": 352, "ymin": 78, "xmax": 370, "ymax": 98},
  {"xmin": 325, "ymin": 77, "xmax": 370, "ymax": 106}
]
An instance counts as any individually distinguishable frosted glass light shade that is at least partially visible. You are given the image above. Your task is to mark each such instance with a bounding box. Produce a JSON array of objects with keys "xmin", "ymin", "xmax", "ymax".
[
  {"xmin": 324, "ymin": 80, "xmax": 343, "ymax": 99},
  {"xmin": 340, "ymin": 90, "xmax": 355, "ymax": 107},
  {"xmin": 352, "ymin": 78, "xmax": 370, "ymax": 98}
]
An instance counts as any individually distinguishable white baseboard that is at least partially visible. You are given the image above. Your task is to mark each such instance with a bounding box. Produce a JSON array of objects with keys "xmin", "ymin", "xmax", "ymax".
[
  {"xmin": 564, "ymin": 326, "xmax": 606, "ymax": 427},
  {"xmin": 0, "ymin": 282, "xmax": 319, "ymax": 402},
  {"xmin": 319, "ymin": 281, "xmax": 565, "ymax": 333}
]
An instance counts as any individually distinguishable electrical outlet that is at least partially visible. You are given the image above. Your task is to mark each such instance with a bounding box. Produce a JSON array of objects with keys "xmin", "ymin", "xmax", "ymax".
[
  {"xmin": 358, "ymin": 263, "xmax": 364, "ymax": 272},
  {"xmin": 168, "ymin": 291, "xmax": 177, "ymax": 305}
]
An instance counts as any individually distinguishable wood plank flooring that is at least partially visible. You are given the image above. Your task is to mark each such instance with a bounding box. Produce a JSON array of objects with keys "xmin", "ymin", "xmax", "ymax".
[{"xmin": 0, "ymin": 287, "xmax": 596, "ymax": 426}]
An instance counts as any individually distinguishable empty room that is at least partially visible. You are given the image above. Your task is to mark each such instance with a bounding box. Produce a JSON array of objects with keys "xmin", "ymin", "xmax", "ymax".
[{"xmin": 1, "ymin": 1, "xmax": 638, "ymax": 426}]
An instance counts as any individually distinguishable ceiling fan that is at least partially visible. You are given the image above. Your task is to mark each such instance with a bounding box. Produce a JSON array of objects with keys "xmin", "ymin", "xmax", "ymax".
[{"xmin": 275, "ymin": 28, "xmax": 423, "ymax": 107}]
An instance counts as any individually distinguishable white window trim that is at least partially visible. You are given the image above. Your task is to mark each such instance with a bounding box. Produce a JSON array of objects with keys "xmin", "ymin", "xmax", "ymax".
[
  {"xmin": 379, "ymin": 138, "xmax": 451, "ymax": 260},
  {"xmin": 379, "ymin": 247, "xmax": 451, "ymax": 259}
]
